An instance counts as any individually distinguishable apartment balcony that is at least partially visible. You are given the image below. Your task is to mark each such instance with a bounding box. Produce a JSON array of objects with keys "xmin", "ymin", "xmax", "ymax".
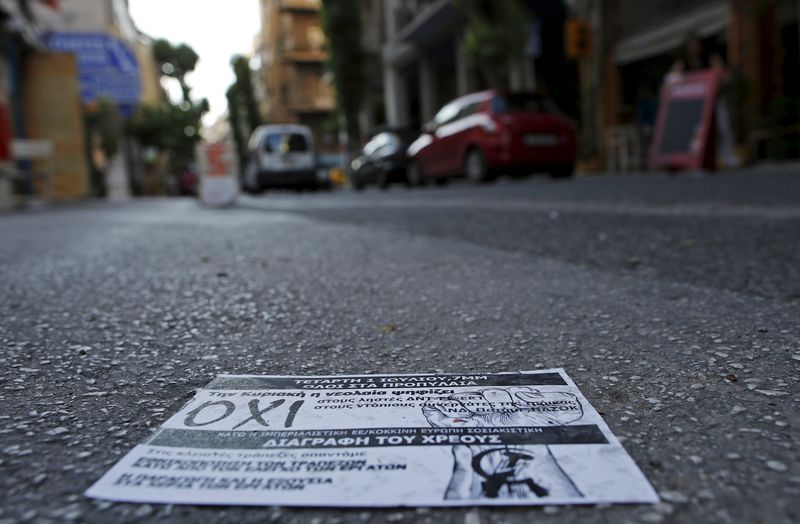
[
  {"xmin": 283, "ymin": 48, "xmax": 327, "ymax": 63},
  {"xmin": 279, "ymin": 0, "xmax": 320, "ymax": 12},
  {"xmin": 285, "ymin": 83, "xmax": 335, "ymax": 114}
]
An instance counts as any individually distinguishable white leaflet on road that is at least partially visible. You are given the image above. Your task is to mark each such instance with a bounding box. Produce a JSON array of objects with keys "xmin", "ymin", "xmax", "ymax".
[
  {"xmin": 85, "ymin": 369, "xmax": 659, "ymax": 507},
  {"xmin": 199, "ymin": 176, "xmax": 238, "ymax": 207}
]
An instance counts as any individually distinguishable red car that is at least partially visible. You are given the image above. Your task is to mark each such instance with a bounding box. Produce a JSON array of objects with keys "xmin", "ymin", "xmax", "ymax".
[{"xmin": 407, "ymin": 90, "xmax": 577, "ymax": 184}]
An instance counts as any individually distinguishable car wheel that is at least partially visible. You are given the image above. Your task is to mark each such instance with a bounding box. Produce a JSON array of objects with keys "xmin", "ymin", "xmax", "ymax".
[
  {"xmin": 377, "ymin": 170, "xmax": 390, "ymax": 190},
  {"xmin": 407, "ymin": 160, "xmax": 426, "ymax": 187},
  {"xmin": 464, "ymin": 148, "xmax": 489, "ymax": 184},
  {"xmin": 247, "ymin": 182, "xmax": 264, "ymax": 195},
  {"xmin": 402, "ymin": 168, "xmax": 414, "ymax": 188},
  {"xmin": 549, "ymin": 165, "xmax": 575, "ymax": 179},
  {"xmin": 434, "ymin": 177, "xmax": 449, "ymax": 186}
]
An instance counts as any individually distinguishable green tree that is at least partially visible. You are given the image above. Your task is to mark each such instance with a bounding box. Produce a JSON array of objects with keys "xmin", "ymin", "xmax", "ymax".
[
  {"xmin": 128, "ymin": 101, "xmax": 208, "ymax": 160},
  {"xmin": 226, "ymin": 84, "xmax": 247, "ymax": 173},
  {"xmin": 126, "ymin": 40, "xmax": 208, "ymax": 191},
  {"xmin": 320, "ymin": 0, "xmax": 364, "ymax": 152},
  {"xmin": 231, "ymin": 56, "xmax": 263, "ymax": 134},
  {"xmin": 226, "ymin": 55, "xmax": 263, "ymax": 171},
  {"xmin": 83, "ymin": 99, "xmax": 120, "ymax": 197},
  {"xmin": 153, "ymin": 39, "xmax": 199, "ymax": 103},
  {"xmin": 85, "ymin": 99, "xmax": 121, "ymax": 158},
  {"xmin": 454, "ymin": 0, "xmax": 531, "ymax": 87}
]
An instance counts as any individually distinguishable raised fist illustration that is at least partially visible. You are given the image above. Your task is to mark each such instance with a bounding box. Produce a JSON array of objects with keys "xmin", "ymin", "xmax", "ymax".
[{"xmin": 422, "ymin": 388, "xmax": 584, "ymax": 501}]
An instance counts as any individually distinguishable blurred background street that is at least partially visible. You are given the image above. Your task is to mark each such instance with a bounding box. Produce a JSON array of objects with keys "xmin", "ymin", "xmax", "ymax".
[
  {"xmin": 2, "ymin": 167, "xmax": 799, "ymax": 523},
  {"xmin": 1, "ymin": 0, "xmax": 800, "ymax": 522}
]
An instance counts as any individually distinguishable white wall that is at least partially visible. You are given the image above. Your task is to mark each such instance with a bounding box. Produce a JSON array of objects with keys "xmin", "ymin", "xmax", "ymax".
[
  {"xmin": 54, "ymin": 0, "xmax": 140, "ymax": 43},
  {"xmin": 54, "ymin": 0, "xmax": 114, "ymax": 33}
]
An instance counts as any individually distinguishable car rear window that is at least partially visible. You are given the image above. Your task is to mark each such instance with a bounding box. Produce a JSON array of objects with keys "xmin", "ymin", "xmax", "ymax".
[
  {"xmin": 364, "ymin": 132, "xmax": 402, "ymax": 156},
  {"xmin": 492, "ymin": 94, "xmax": 558, "ymax": 114},
  {"xmin": 286, "ymin": 133, "xmax": 308, "ymax": 152},
  {"xmin": 263, "ymin": 133, "xmax": 282, "ymax": 153},
  {"xmin": 263, "ymin": 133, "xmax": 309, "ymax": 153}
]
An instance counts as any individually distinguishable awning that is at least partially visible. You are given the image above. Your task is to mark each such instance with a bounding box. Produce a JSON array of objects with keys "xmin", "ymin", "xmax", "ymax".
[
  {"xmin": 383, "ymin": 40, "xmax": 417, "ymax": 69},
  {"xmin": 0, "ymin": 0, "xmax": 45, "ymax": 47},
  {"xmin": 396, "ymin": 0, "xmax": 462, "ymax": 47},
  {"xmin": 614, "ymin": 1, "xmax": 730, "ymax": 65}
]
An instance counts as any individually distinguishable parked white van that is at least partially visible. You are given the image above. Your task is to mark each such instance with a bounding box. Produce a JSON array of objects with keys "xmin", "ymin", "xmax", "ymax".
[{"xmin": 243, "ymin": 124, "xmax": 318, "ymax": 192}]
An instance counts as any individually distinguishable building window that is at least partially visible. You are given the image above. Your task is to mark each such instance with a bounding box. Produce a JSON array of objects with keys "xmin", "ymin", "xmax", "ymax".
[{"xmin": 307, "ymin": 25, "xmax": 325, "ymax": 51}]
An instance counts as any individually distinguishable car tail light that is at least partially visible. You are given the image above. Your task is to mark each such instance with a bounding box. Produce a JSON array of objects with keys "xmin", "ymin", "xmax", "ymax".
[{"xmin": 498, "ymin": 115, "xmax": 515, "ymax": 125}]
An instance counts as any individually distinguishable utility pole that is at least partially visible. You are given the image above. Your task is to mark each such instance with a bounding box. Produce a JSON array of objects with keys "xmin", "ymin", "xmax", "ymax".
[{"xmin": 569, "ymin": 0, "xmax": 600, "ymax": 164}]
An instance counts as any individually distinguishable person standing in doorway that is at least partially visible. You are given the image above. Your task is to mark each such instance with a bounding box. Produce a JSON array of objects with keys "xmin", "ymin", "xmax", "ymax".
[{"xmin": 711, "ymin": 51, "xmax": 740, "ymax": 167}]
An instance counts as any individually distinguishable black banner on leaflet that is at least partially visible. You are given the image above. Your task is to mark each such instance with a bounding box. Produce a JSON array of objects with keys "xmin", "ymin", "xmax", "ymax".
[
  {"xmin": 148, "ymin": 425, "xmax": 607, "ymax": 449},
  {"xmin": 206, "ymin": 373, "xmax": 568, "ymax": 390}
]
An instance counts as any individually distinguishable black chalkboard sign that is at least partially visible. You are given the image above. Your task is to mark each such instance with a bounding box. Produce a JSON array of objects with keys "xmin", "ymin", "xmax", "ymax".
[
  {"xmin": 658, "ymin": 99, "xmax": 704, "ymax": 155},
  {"xmin": 650, "ymin": 70, "xmax": 719, "ymax": 171}
]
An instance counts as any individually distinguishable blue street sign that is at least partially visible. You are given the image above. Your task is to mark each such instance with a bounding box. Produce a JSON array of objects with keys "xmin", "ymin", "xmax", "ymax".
[{"xmin": 45, "ymin": 32, "xmax": 141, "ymax": 115}]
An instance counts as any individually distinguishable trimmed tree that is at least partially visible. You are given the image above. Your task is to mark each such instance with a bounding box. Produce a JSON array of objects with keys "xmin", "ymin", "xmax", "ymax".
[
  {"xmin": 127, "ymin": 40, "xmax": 207, "ymax": 192},
  {"xmin": 153, "ymin": 39, "xmax": 199, "ymax": 103},
  {"xmin": 226, "ymin": 55, "xmax": 263, "ymax": 171},
  {"xmin": 320, "ymin": 0, "xmax": 364, "ymax": 153}
]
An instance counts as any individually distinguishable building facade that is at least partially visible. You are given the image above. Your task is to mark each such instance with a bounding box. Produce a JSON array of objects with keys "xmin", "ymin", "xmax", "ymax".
[
  {"xmin": 256, "ymin": 0, "xmax": 336, "ymax": 151},
  {"xmin": 378, "ymin": 0, "xmax": 800, "ymax": 169},
  {"xmin": 381, "ymin": 0, "xmax": 577, "ymax": 131},
  {"xmin": 600, "ymin": 0, "xmax": 800, "ymax": 164},
  {"xmin": 356, "ymin": 0, "xmax": 386, "ymax": 137},
  {"xmin": 49, "ymin": 0, "xmax": 165, "ymax": 197},
  {"xmin": 0, "ymin": 0, "xmax": 164, "ymax": 206},
  {"xmin": 381, "ymin": 0, "xmax": 469, "ymax": 130},
  {"xmin": 54, "ymin": 0, "xmax": 161, "ymax": 106},
  {"xmin": 0, "ymin": 0, "xmax": 89, "ymax": 205}
]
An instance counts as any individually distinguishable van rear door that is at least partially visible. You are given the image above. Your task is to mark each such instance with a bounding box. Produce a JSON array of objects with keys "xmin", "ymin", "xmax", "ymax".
[
  {"xmin": 259, "ymin": 128, "xmax": 314, "ymax": 172},
  {"xmin": 283, "ymin": 132, "xmax": 314, "ymax": 170}
]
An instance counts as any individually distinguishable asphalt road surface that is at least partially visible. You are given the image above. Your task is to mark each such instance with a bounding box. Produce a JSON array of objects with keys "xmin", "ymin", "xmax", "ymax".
[{"xmin": 1, "ymin": 167, "xmax": 799, "ymax": 523}]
